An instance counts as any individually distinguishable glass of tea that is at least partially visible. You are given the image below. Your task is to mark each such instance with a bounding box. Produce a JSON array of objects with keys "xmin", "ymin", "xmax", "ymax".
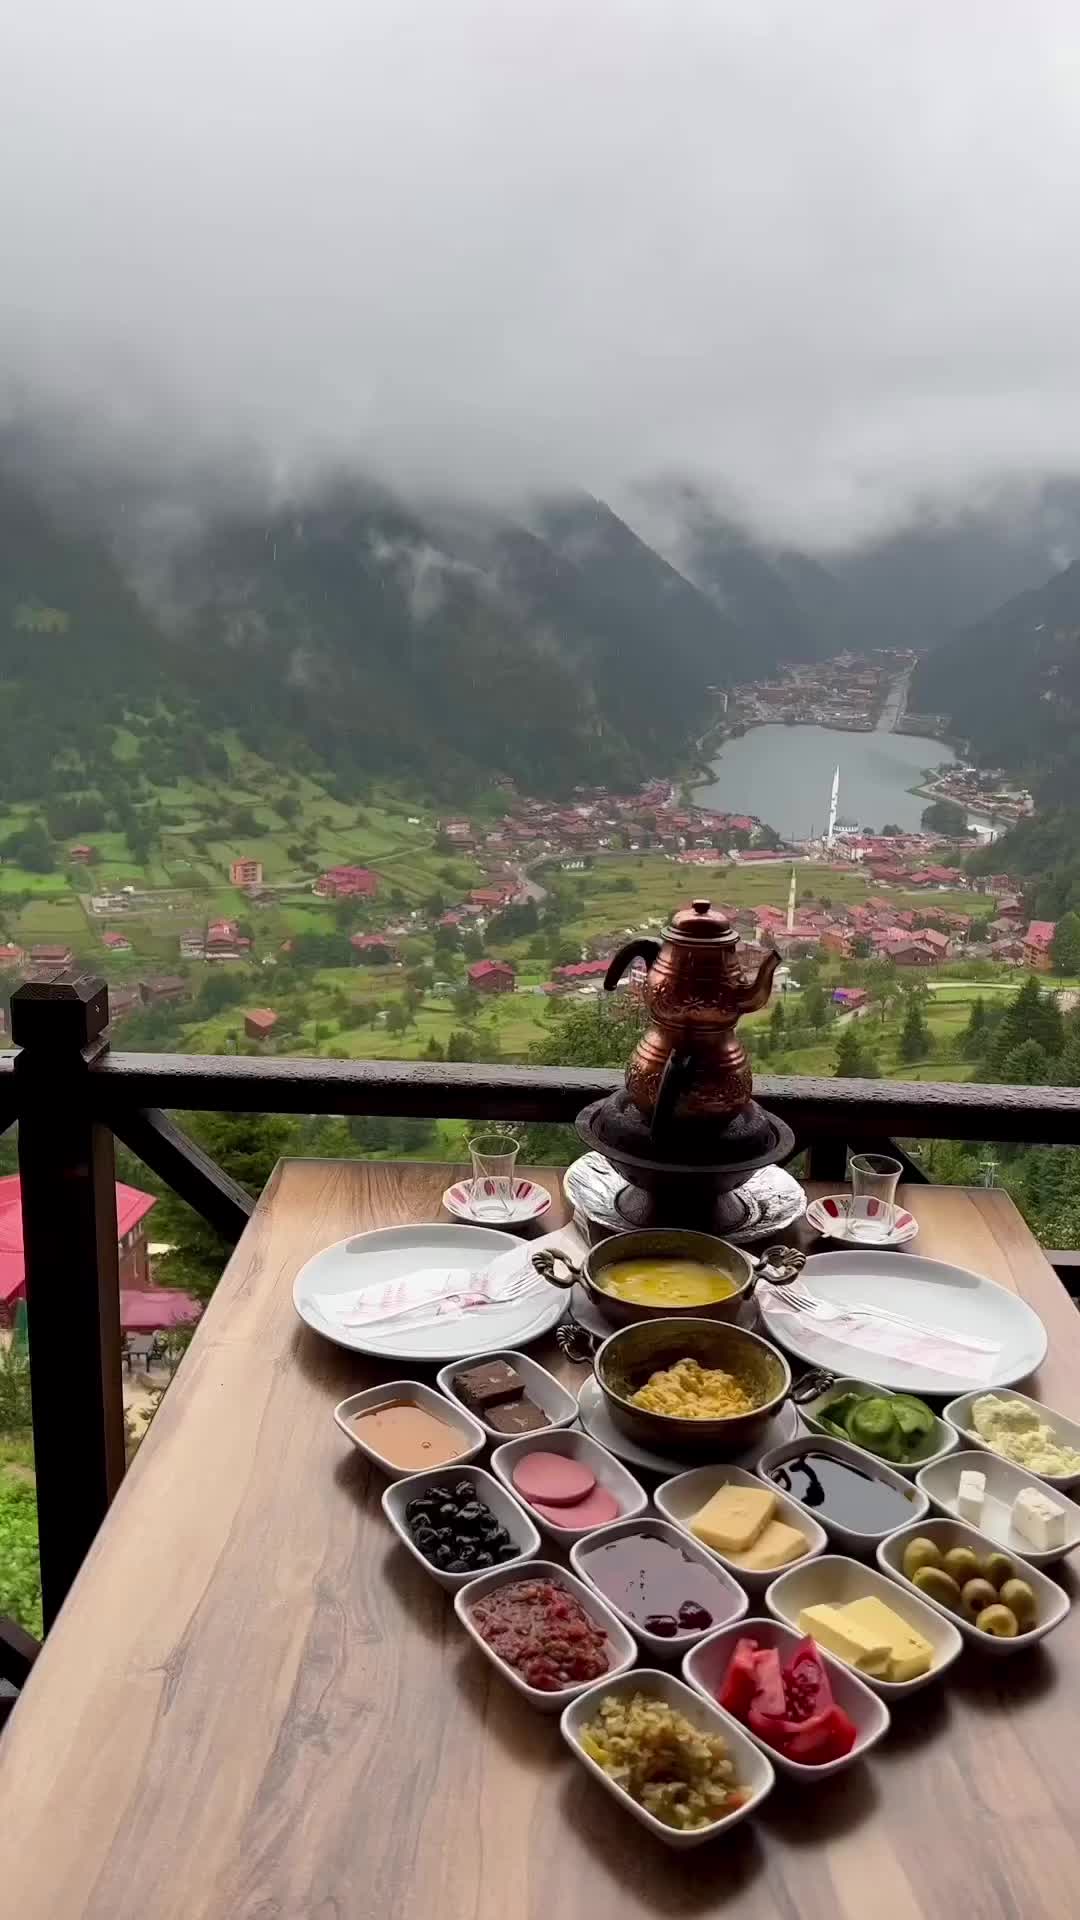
[
  {"xmin": 467, "ymin": 1133, "xmax": 520, "ymax": 1219},
  {"xmin": 847, "ymin": 1153, "xmax": 903, "ymax": 1242}
]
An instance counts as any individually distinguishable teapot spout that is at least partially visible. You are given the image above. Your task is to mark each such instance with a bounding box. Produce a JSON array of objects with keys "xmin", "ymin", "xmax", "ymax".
[{"xmin": 735, "ymin": 947, "xmax": 781, "ymax": 1014}]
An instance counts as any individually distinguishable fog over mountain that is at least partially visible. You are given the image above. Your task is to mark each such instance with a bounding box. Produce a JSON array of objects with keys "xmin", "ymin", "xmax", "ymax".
[{"xmin": 6, "ymin": 1, "xmax": 1080, "ymax": 552}]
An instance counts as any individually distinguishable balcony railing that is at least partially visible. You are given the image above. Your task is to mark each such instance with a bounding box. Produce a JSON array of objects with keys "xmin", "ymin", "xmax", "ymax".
[{"xmin": 8, "ymin": 968, "xmax": 1080, "ymax": 1630}]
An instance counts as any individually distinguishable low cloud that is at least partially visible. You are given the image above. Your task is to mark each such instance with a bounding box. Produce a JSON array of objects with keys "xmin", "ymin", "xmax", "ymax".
[{"xmin": 4, "ymin": 0, "xmax": 1080, "ymax": 545}]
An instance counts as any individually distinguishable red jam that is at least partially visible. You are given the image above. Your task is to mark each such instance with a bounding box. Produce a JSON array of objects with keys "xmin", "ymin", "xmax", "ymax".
[{"xmin": 470, "ymin": 1578, "xmax": 609, "ymax": 1690}]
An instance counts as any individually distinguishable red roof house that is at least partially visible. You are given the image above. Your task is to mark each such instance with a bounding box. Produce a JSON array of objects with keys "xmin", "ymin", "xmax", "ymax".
[
  {"xmin": 68, "ymin": 844, "xmax": 96, "ymax": 864},
  {"xmin": 29, "ymin": 945, "xmax": 73, "ymax": 967},
  {"xmin": 467, "ymin": 959, "xmax": 516, "ymax": 994},
  {"xmin": 350, "ymin": 932, "xmax": 398, "ymax": 959},
  {"xmin": 1023, "ymin": 921, "xmax": 1056, "ymax": 972},
  {"xmin": 244, "ymin": 1008, "xmax": 279, "ymax": 1041},
  {"xmin": 313, "ymin": 866, "xmax": 378, "ymax": 900},
  {"xmin": 0, "ymin": 1175, "xmax": 157, "ymax": 1313},
  {"xmin": 102, "ymin": 931, "xmax": 132, "ymax": 952},
  {"xmin": 230, "ymin": 858, "xmax": 263, "ymax": 887},
  {"xmin": 553, "ymin": 960, "xmax": 610, "ymax": 981},
  {"xmin": 0, "ymin": 945, "xmax": 25, "ymax": 968}
]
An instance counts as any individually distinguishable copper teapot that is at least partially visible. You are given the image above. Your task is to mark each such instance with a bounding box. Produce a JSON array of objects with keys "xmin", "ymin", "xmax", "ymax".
[{"xmin": 604, "ymin": 899, "xmax": 779, "ymax": 1132}]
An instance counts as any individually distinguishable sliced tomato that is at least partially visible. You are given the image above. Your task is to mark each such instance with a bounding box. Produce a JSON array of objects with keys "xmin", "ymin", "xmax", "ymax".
[
  {"xmin": 783, "ymin": 1637, "xmax": 834, "ymax": 1721},
  {"xmin": 749, "ymin": 1646, "xmax": 786, "ymax": 1720},
  {"xmin": 716, "ymin": 1637, "xmax": 760, "ymax": 1718},
  {"xmin": 783, "ymin": 1703, "xmax": 858, "ymax": 1763}
]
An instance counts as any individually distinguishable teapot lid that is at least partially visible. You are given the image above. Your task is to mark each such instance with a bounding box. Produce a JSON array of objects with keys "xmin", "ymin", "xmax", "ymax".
[{"xmin": 667, "ymin": 898, "xmax": 737, "ymax": 942}]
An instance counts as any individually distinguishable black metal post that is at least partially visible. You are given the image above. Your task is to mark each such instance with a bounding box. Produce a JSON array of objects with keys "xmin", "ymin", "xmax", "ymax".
[{"xmin": 12, "ymin": 972, "xmax": 125, "ymax": 1629}]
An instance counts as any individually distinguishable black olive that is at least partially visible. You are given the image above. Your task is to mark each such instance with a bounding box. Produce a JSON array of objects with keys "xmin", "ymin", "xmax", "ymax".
[
  {"xmin": 496, "ymin": 1541, "xmax": 521, "ymax": 1561},
  {"xmin": 405, "ymin": 1499, "xmax": 428, "ymax": 1524},
  {"xmin": 445, "ymin": 1557, "xmax": 470, "ymax": 1573},
  {"xmin": 456, "ymin": 1502, "xmax": 484, "ymax": 1529},
  {"xmin": 643, "ymin": 1614, "xmax": 679, "ymax": 1637},
  {"xmin": 473, "ymin": 1551, "xmax": 494, "ymax": 1568},
  {"xmin": 677, "ymin": 1602, "xmax": 712, "ymax": 1631},
  {"xmin": 432, "ymin": 1527, "xmax": 453, "ymax": 1544},
  {"xmin": 436, "ymin": 1502, "xmax": 458, "ymax": 1522},
  {"xmin": 489, "ymin": 1527, "xmax": 510, "ymax": 1550},
  {"xmin": 453, "ymin": 1480, "xmax": 475, "ymax": 1501},
  {"xmin": 433, "ymin": 1544, "xmax": 452, "ymax": 1566},
  {"xmin": 412, "ymin": 1527, "xmax": 438, "ymax": 1551}
]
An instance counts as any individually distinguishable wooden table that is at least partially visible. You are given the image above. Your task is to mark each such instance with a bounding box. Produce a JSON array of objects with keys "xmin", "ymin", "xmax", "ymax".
[{"xmin": 2, "ymin": 1164, "xmax": 1078, "ymax": 1920}]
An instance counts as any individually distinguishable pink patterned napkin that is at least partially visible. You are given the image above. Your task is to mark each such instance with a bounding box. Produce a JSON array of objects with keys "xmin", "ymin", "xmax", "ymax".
[
  {"xmin": 765, "ymin": 1302, "xmax": 1000, "ymax": 1382},
  {"xmin": 315, "ymin": 1224, "xmax": 586, "ymax": 1330}
]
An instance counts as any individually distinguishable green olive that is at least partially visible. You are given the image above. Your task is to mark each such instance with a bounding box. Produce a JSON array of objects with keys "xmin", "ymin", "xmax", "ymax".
[
  {"xmin": 943, "ymin": 1547, "xmax": 981, "ymax": 1587},
  {"xmin": 982, "ymin": 1552, "xmax": 1015, "ymax": 1590},
  {"xmin": 902, "ymin": 1537, "xmax": 945, "ymax": 1582},
  {"xmin": 960, "ymin": 1577, "xmax": 999, "ymax": 1621},
  {"xmin": 998, "ymin": 1578, "xmax": 1037, "ymax": 1629},
  {"xmin": 912, "ymin": 1566, "xmax": 962, "ymax": 1609},
  {"xmin": 975, "ymin": 1603, "xmax": 1020, "ymax": 1638}
]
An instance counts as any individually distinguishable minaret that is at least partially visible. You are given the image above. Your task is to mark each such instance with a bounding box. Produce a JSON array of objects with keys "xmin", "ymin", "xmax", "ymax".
[
  {"xmin": 786, "ymin": 865, "xmax": 796, "ymax": 933},
  {"xmin": 826, "ymin": 764, "xmax": 840, "ymax": 850}
]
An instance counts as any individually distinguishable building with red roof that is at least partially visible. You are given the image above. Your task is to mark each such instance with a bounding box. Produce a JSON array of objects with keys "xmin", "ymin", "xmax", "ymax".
[
  {"xmin": 102, "ymin": 931, "xmax": 132, "ymax": 952},
  {"xmin": 313, "ymin": 866, "xmax": 378, "ymax": 900},
  {"xmin": 350, "ymin": 932, "xmax": 398, "ymax": 959},
  {"xmin": 0, "ymin": 1174, "xmax": 157, "ymax": 1318},
  {"xmin": 1024, "ymin": 921, "xmax": 1056, "ymax": 972},
  {"xmin": 553, "ymin": 960, "xmax": 610, "ymax": 981},
  {"xmin": 230, "ymin": 858, "xmax": 263, "ymax": 887},
  {"xmin": 29, "ymin": 945, "xmax": 73, "ymax": 967},
  {"xmin": 467, "ymin": 959, "xmax": 516, "ymax": 994},
  {"xmin": 68, "ymin": 844, "xmax": 96, "ymax": 864},
  {"xmin": 244, "ymin": 1008, "xmax": 279, "ymax": 1042},
  {"xmin": 0, "ymin": 945, "xmax": 25, "ymax": 968}
]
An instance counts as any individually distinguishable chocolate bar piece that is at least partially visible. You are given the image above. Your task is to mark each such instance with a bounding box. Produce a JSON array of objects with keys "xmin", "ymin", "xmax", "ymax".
[
  {"xmin": 485, "ymin": 1395, "xmax": 551, "ymax": 1436},
  {"xmin": 452, "ymin": 1358, "xmax": 525, "ymax": 1414}
]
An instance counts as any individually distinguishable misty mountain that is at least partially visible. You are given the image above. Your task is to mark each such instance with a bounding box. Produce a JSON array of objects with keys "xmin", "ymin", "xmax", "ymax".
[{"xmin": 912, "ymin": 559, "xmax": 1080, "ymax": 801}]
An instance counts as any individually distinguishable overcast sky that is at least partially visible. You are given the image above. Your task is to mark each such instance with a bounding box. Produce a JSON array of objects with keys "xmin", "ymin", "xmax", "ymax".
[{"xmin": 5, "ymin": 0, "xmax": 1080, "ymax": 545}]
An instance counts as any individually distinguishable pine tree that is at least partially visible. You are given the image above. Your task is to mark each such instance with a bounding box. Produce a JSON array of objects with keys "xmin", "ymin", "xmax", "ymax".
[
  {"xmin": 898, "ymin": 993, "xmax": 931, "ymax": 1063},
  {"xmin": 1000, "ymin": 1040, "xmax": 1051, "ymax": 1085},
  {"xmin": 834, "ymin": 1027, "xmax": 879, "ymax": 1078},
  {"xmin": 1051, "ymin": 912, "xmax": 1080, "ymax": 975},
  {"xmin": 991, "ymin": 977, "xmax": 1064, "ymax": 1076},
  {"xmin": 961, "ymin": 997, "xmax": 987, "ymax": 1059},
  {"xmin": 768, "ymin": 1001, "xmax": 786, "ymax": 1044}
]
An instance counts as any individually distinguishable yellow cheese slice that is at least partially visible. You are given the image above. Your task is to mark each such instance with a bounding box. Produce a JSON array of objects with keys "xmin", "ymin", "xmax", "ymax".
[
  {"xmin": 841, "ymin": 1597, "xmax": 933, "ymax": 1682},
  {"xmin": 689, "ymin": 1484, "xmax": 775, "ymax": 1554},
  {"xmin": 798, "ymin": 1603, "xmax": 892, "ymax": 1675},
  {"xmin": 728, "ymin": 1517, "xmax": 808, "ymax": 1571}
]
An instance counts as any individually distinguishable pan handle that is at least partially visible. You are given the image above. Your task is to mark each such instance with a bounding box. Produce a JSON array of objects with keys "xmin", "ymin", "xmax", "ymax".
[
  {"xmin": 745, "ymin": 1243, "xmax": 805, "ymax": 1301},
  {"xmin": 532, "ymin": 1247, "xmax": 582, "ymax": 1292}
]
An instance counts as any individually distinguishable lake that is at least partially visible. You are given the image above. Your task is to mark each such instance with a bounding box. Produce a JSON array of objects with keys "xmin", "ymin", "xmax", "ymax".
[{"xmin": 693, "ymin": 724, "xmax": 956, "ymax": 839}]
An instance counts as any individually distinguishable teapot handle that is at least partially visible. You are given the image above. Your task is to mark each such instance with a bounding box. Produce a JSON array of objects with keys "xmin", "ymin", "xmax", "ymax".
[
  {"xmin": 604, "ymin": 938, "xmax": 660, "ymax": 990},
  {"xmin": 650, "ymin": 1048, "xmax": 694, "ymax": 1140}
]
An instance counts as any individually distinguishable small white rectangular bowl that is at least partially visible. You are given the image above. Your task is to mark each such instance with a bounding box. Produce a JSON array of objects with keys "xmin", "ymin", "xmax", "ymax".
[
  {"xmin": 916, "ymin": 1450, "xmax": 1080, "ymax": 1568},
  {"xmin": 942, "ymin": 1388, "xmax": 1080, "ymax": 1492},
  {"xmin": 799, "ymin": 1375, "xmax": 959, "ymax": 1478},
  {"xmin": 570, "ymin": 1516, "xmax": 749, "ymax": 1659},
  {"xmin": 333, "ymin": 1379, "xmax": 486, "ymax": 1481},
  {"xmin": 382, "ymin": 1464, "xmax": 541, "ymax": 1591},
  {"xmin": 682, "ymin": 1615, "xmax": 891, "ymax": 1780},
  {"xmin": 654, "ymin": 1462, "xmax": 827, "ymax": 1595},
  {"xmin": 490, "ymin": 1427, "xmax": 647, "ymax": 1543},
  {"xmin": 877, "ymin": 1517, "xmax": 1070, "ymax": 1656},
  {"xmin": 436, "ymin": 1348, "xmax": 578, "ymax": 1441},
  {"xmin": 757, "ymin": 1434, "xmax": 929, "ymax": 1555},
  {"xmin": 455, "ymin": 1559, "xmax": 637, "ymax": 1712},
  {"xmin": 561, "ymin": 1667, "xmax": 774, "ymax": 1848},
  {"xmin": 765, "ymin": 1553, "xmax": 963, "ymax": 1696}
]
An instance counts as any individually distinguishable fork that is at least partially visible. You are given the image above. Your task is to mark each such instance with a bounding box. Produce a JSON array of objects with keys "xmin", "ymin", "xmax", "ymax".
[
  {"xmin": 763, "ymin": 1277, "xmax": 999, "ymax": 1352},
  {"xmin": 347, "ymin": 1265, "xmax": 538, "ymax": 1328}
]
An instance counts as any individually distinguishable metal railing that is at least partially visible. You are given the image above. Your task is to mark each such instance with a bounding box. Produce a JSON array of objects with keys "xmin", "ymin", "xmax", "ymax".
[{"xmin": 8, "ymin": 969, "xmax": 1080, "ymax": 1628}]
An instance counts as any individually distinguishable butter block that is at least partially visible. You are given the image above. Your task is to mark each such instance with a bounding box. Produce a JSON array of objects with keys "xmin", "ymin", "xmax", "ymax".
[
  {"xmin": 1012, "ymin": 1486, "xmax": 1066, "ymax": 1552},
  {"xmin": 729, "ymin": 1517, "xmax": 808, "ymax": 1571},
  {"xmin": 798, "ymin": 1602, "xmax": 891, "ymax": 1675},
  {"xmin": 956, "ymin": 1468, "xmax": 986, "ymax": 1525},
  {"xmin": 690, "ymin": 1484, "xmax": 775, "ymax": 1554},
  {"xmin": 841, "ymin": 1596, "xmax": 933, "ymax": 1681}
]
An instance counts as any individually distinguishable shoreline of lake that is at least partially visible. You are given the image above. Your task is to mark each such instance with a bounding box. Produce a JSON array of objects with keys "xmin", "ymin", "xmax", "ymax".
[{"xmin": 691, "ymin": 719, "xmax": 958, "ymax": 839}]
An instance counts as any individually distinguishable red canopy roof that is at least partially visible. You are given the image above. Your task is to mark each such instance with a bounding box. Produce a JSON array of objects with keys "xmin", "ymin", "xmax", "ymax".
[
  {"xmin": 120, "ymin": 1290, "xmax": 200, "ymax": 1333},
  {"xmin": 0, "ymin": 1175, "xmax": 156, "ymax": 1305}
]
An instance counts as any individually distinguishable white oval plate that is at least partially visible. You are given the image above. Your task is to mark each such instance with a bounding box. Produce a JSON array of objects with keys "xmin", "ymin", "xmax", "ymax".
[
  {"xmin": 576, "ymin": 1373, "xmax": 800, "ymax": 1476},
  {"xmin": 293, "ymin": 1222, "xmax": 567, "ymax": 1361},
  {"xmin": 757, "ymin": 1250, "xmax": 1047, "ymax": 1397}
]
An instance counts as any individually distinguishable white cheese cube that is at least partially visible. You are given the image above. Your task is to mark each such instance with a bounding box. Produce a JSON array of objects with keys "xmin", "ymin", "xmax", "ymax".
[
  {"xmin": 956, "ymin": 1468, "xmax": 986, "ymax": 1524},
  {"xmin": 1011, "ymin": 1486, "xmax": 1066, "ymax": 1552}
]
